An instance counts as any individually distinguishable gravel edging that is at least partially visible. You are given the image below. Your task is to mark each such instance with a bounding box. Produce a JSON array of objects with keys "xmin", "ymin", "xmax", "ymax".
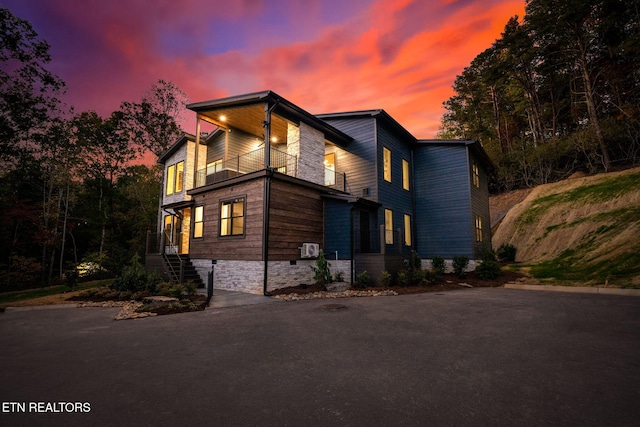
[
  {"xmin": 273, "ymin": 289, "xmax": 399, "ymax": 301},
  {"xmin": 77, "ymin": 301, "xmax": 158, "ymax": 320}
]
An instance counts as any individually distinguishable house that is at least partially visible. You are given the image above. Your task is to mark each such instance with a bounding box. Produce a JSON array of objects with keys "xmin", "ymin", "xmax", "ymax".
[{"xmin": 146, "ymin": 90, "xmax": 493, "ymax": 294}]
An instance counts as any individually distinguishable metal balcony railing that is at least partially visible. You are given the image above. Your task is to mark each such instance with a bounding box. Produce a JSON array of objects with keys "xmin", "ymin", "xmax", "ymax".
[{"xmin": 195, "ymin": 146, "xmax": 346, "ymax": 191}]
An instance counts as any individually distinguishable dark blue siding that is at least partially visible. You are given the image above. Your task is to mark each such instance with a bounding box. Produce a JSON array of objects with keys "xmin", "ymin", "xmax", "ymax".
[
  {"xmin": 414, "ymin": 145, "xmax": 472, "ymax": 258},
  {"xmin": 376, "ymin": 120, "xmax": 414, "ymax": 256},
  {"xmin": 324, "ymin": 198, "xmax": 351, "ymax": 260}
]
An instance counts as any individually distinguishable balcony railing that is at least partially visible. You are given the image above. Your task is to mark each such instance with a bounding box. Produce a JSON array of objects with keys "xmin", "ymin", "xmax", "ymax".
[{"xmin": 195, "ymin": 146, "xmax": 346, "ymax": 191}]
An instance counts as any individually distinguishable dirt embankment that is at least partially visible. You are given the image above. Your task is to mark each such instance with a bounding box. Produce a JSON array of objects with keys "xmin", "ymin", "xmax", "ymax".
[{"xmin": 491, "ymin": 167, "xmax": 640, "ymax": 286}]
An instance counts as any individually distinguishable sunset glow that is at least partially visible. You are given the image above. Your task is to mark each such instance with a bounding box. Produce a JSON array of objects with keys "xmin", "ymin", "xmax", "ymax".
[{"xmin": 5, "ymin": 0, "xmax": 525, "ymax": 138}]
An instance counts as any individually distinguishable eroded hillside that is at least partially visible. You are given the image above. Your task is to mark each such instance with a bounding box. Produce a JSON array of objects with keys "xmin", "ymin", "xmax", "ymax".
[{"xmin": 492, "ymin": 167, "xmax": 640, "ymax": 287}]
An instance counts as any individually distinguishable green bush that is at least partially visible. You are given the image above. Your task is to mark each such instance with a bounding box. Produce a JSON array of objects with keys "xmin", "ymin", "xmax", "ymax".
[
  {"xmin": 411, "ymin": 269, "xmax": 428, "ymax": 286},
  {"xmin": 431, "ymin": 256, "xmax": 446, "ymax": 275},
  {"xmin": 452, "ymin": 256, "xmax": 470, "ymax": 278},
  {"xmin": 497, "ymin": 244, "xmax": 517, "ymax": 263},
  {"xmin": 310, "ymin": 250, "xmax": 332, "ymax": 290},
  {"xmin": 355, "ymin": 271, "xmax": 372, "ymax": 288},
  {"xmin": 379, "ymin": 271, "xmax": 392, "ymax": 287},
  {"xmin": 111, "ymin": 254, "xmax": 160, "ymax": 293},
  {"xmin": 333, "ymin": 270, "xmax": 345, "ymax": 282},
  {"xmin": 477, "ymin": 252, "xmax": 503, "ymax": 279},
  {"xmin": 396, "ymin": 270, "xmax": 409, "ymax": 287}
]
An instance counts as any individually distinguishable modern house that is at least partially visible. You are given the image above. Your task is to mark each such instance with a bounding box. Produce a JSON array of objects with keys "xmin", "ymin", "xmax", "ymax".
[{"xmin": 146, "ymin": 90, "xmax": 493, "ymax": 294}]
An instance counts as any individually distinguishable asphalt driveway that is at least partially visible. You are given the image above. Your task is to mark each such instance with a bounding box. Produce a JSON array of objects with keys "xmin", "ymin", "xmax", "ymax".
[{"xmin": 1, "ymin": 288, "xmax": 639, "ymax": 426}]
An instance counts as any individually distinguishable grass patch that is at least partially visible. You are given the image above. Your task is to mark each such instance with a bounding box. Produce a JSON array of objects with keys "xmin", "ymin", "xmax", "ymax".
[
  {"xmin": 518, "ymin": 172, "xmax": 640, "ymax": 226},
  {"xmin": 0, "ymin": 280, "xmax": 111, "ymax": 305}
]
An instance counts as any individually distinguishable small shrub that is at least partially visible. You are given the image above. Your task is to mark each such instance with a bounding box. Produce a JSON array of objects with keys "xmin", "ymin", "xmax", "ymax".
[
  {"xmin": 396, "ymin": 270, "xmax": 409, "ymax": 287},
  {"xmin": 379, "ymin": 271, "xmax": 392, "ymax": 287},
  {"xmin": 452, "ymin": 256, "xmax": 470, "ymax": 278},
  {"xmin": 411, "ymin": 269, "xmax": 428, "ymax": 286},
  {"xmin": 333, "ymin": 271, "xmax": 345, "ymax": 282},
  {"xmin": 431, "ymin": 256, "xmax": 446, "ymax": 276},
  {"xmin": 355, "ymin": 271, "xmax": 372, "ymax": 288},
  {"xmin": 497, "ymin": 244, "xmax": 517, "ymax": 263},
  {"xmin": 477, "ymin": 252, "xmax": 503, "ymax": 279},
  {"xmin": 111, "ymin": 254, "xmax": 159, "ymax": 293},
  {"xmin": 310, "ymin": 250, "xmax": 332, "ymax": 290},
  {"xmin": 410, "ymin": 251, "xmax": 422, "ymax": 270}
]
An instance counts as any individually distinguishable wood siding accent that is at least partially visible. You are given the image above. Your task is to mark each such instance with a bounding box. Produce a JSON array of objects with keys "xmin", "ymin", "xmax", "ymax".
[
  {"xmin": 188, "ymin": 178, "xmax": 264, "ymax": 260},
  {"xmin": 414, "ymin": 145, "xmax": 473, "ymax": 258},
  {"xmin": 206, "ymin": 131, "xmax": 226, "ymax": 164},
  {"xmin": 267, "ymin": 179, "xmax": 324, "ymax": 260}
]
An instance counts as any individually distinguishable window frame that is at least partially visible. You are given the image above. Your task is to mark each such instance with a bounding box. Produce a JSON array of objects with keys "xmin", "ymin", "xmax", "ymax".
[
  {"xmin": 403, "ymin": 213, "xmax": 412, "ymax": 246},
  {"xmin": 165, "ymin": 161, "xmax": 185, "ymax": 195},
  {"xmin": 383, "ymin": 147, "xmax": 392, "ymax": 183},
  {"xmin": 475, "ymin": 215, "xmax": 483, "ymax": 242},
  {"xmin": 402, "ymin": 158, "xmax": 410, "ymax": 191},
  {"xmin": 193, "ymin": 206, "xmax": 204, "ymax": 239},
  {"xmin": 472, "ymin": 162, "xmax": 480, "ymax": 188},
  {"xmin": 219, "ymin": 196, "xmax": 246, "ymax": 238},
  {"xmin": 384, "ymin": 208, "xmax": 393, "ymax": 245}
]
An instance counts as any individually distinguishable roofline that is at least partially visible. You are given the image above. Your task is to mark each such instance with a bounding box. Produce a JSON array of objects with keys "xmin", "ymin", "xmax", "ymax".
[
  {"xmin": 157, "ymin": 132, "xmax": 195, "ymax": 164},
  {"xmin": 417, "ymin": 139, "xmax": 496, "ymax": 170},
  {"xmin": 187, "ymin": 90, "xmax": 353, "ymax": 146},
  {"xmin": 317, "ymin": 109, "xmax": 416, "ymax": 143}
]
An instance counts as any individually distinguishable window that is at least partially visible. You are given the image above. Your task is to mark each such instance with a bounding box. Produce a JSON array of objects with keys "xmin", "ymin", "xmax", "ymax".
[
  {"xmin": 324, "ymin": 153, "xmax": 336, "ymax": 186},
  {"xmin": 475, "ymin": 215, "xmax": 483, "ymax": 242},
  {"xmin": 165, "ymin": 161, "xmax": 185, "ymax": 195},
  {"xmin": 220, "ymin": 197, "xmax": 245, "ymax": 237},
  {"xmin": 383, "ymin": 147, "xmax": 391, "ymax": 182},
  {"xmin": 472, "ymin": 162, "xmax": 480, "ymax": 188},
  {"xmin": 193, "ymin": 206, "xmax": 204, "ymax": 238},
  {"xmin": 402, "ymin": 159, "xmax": 410, "ymax": 191},
  {"xmin": 385, "ymin": 209, "xmax": 393, "ymax": 244},
  {"xmin": 404, "ymin": 214, "xmax": 411, "ymax": 246}
]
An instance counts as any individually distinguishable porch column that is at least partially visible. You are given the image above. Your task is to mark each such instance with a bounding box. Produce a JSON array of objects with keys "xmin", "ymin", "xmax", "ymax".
[
  {"xmin": 263, "ymin": 103, "xmax": 272, "ymax": 169},
  {"xmin": 193, "ymin": 116, "xmax": 202, "ymax": 188}
]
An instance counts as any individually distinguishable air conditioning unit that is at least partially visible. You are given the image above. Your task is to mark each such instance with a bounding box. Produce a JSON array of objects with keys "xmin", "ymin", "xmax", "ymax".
[{"xmin": 301, "ymin": 243, "xmax": 320, "ymax": 258}]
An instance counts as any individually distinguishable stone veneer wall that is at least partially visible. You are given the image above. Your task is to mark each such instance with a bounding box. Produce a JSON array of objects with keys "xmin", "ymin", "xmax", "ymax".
[
  {"xmin": 191, "ymin": 258, "xmax": 352, "ymax": 294},
  {"xmin": 297, "ymin": 122, "xmax": 325, "ymax": 185}
]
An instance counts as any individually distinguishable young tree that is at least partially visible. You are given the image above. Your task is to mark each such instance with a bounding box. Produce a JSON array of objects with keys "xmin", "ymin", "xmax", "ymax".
[{"xmin": 120, "ymin": 79, "xmax": 188, "ymax": 157}]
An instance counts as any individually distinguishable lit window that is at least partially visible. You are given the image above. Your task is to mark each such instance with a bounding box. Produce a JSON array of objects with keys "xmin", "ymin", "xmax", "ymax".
[
  {"xmin": 324, "ymin": 153, "xmax": 336, "ymax": 186},
  {"xmin": 404, "ymin": 214, "xmax": 411, "ymax": 246},
  {"xmin": 475, "ymin": 215, "xmax": 483, "ymax": 242},
  {"xmin": 175, "ymin": 161, "xmax": 184, "ymax": 192},
  {"xmin": 220, "ymin": 197, "xmax": 245, "ymax": 237},
  {"xmin": 402, "ymin": 159, "xmax": 410, "ymax": 191},
  {"xmin": 383, "ymin": 147, "xmax": 391, "ymax": 182},
  {"xmin": 166, "ymin": 161, "xmax": 185, "ymax": 195},
  {"xmin": 193, "ymin": 206, "xmax": 204, "ymax": 239},
  {"xmin": 472, "ymin": 163, "xmax": 480, "ymax": 188},
  {"xmin": 385, "ymin": 209, "xmax": 393, "ymax": 245},
  {"xmin": 166, "ymin": 164, "xmax": 175, "ymax": 195}
]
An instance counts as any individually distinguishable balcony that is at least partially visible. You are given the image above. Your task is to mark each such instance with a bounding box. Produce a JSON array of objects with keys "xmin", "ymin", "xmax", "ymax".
[{"xmin": 196, "ymin": 147, "xmax": 346, "ymax": 191}]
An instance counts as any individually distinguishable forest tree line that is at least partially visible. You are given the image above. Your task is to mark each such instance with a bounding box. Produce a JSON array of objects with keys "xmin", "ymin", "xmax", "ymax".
[
  {"xmin": 0, "ymin": 7, "xmax": 188, "ymax": 290},
  {"xmin": 439, "ymin": 0, "xmax": 640, "ymax": 190}
]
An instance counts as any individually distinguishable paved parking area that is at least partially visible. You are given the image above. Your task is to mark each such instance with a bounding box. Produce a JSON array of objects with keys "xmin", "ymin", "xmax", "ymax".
[{"xmin": 1, "ymin": 288, "xmax": 639, "ymax": 426}]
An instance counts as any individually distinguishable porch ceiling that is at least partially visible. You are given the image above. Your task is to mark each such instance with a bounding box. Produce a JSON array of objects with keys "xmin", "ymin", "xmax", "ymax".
[{"xmin": 198, "ymin": 104, "xmax": 291, "ymax": 144}]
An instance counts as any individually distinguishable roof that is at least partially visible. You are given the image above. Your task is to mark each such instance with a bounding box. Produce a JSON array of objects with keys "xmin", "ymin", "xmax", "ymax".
[
  {"xmin": 187, "ymin": 90, "xmax": 353, "ymax": 147},
  {"xmin": 316, "ymin": 109, "xmax": 416, "ymax": 143},
  {"xmin": 157, "ymin": 129, "xmax": 225, "ymax": 164},
  {"xmin": 417, "ymin": 139, "xmax": 496, "ymax": 170}
]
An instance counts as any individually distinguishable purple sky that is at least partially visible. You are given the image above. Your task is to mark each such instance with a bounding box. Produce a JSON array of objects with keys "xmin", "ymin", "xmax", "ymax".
[{"xmin": 4, "ymin": 0, "xmax": 525, "ymax": 138}]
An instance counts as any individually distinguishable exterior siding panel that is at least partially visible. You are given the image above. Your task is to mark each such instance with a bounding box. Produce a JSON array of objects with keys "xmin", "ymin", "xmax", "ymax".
[{"xmin": 414, "ymin": 145, "xmax": 472, "ymax": 258}]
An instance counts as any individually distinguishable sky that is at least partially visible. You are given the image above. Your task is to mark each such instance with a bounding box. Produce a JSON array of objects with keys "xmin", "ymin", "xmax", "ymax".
[{"xmin": 4, "ymin": 0, "xmax": 525, "ymax": 138}]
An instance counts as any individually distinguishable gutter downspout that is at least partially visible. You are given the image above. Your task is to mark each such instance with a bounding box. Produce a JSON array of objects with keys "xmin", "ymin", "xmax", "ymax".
[{"xmin": 262, "ymin": 100, "xmax": 280, "ymax": 296}]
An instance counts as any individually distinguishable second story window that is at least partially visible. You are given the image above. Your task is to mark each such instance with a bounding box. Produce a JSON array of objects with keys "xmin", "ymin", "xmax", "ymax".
[
  {"xmin": 383, "ymin": 147, "xmax": 391, "ymax": 182},
  {"xmin": 472, "ymin": 162, "xmax": 480, "ymax": 188},
  {"xmin": 220, "ymin": 197, "xmax": 245, "ymax": 237},
  {"xmin": 166, "ymin": 161, "xmax": 185, "ymax": 195},
  {"xmin": 324, "ymin": 153, "xmax": 335, "ymax": 186},
  {"xmin": 402, "ymin": 159, "xmax": 410, "ymax": 191}
]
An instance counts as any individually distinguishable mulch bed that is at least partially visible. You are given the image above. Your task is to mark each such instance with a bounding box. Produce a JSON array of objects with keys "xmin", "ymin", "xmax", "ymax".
[{"xmin": 269, "ymin": 270, "xmax": 524, "ymax": 296}]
